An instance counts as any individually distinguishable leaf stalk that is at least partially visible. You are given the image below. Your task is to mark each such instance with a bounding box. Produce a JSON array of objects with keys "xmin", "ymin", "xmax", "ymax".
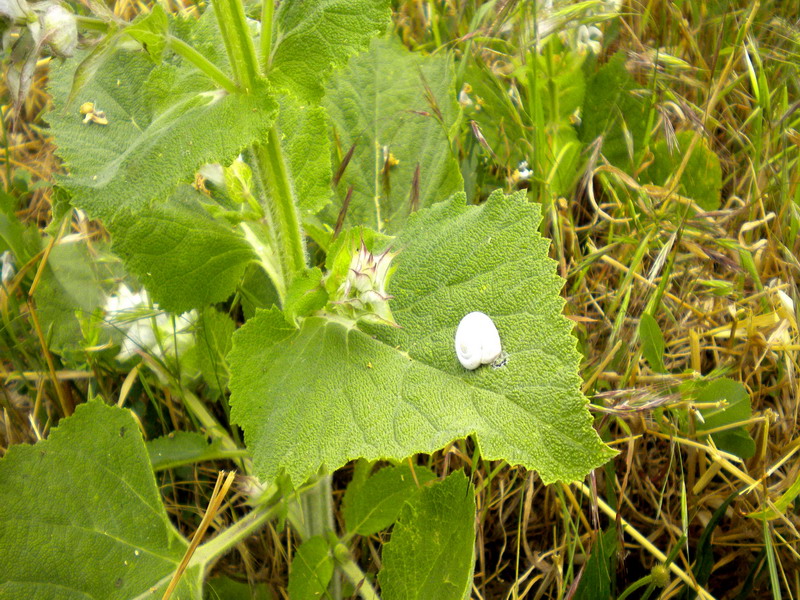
[
  {"xmin": 168, "ymin": 36, "xmax": 239, "ymax": 95},
  {"xmin": 260, "ymin": 0, "xmax": 275, "ymax": 73},
  {"xmin": 211, "ymin": 0, "xmax": 260, "ymax": 91},
  {"xmin": 189, "ymin": 497, "xmax": 282, "ymax": 568}
]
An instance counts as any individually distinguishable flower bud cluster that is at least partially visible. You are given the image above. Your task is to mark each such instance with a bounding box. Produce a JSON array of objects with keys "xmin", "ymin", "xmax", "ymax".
[{"xmin": 332, "ymin": 240, "xmax": 397, "ymax": 326}]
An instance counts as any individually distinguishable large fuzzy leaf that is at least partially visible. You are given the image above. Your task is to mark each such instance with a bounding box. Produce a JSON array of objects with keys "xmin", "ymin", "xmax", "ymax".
[
  {"xmin": 228, "ymin": 191, "xmax": 614, "ymax": 486},
  {"xmin": 0, "ymin": 401, "xmax": 202, "ymax": 599},
  {"xmin": 268, "ymin": 0, "xmax": 391, "ymax": 102},
  {"xmin": 110, "ymin": 186, "xmax": 256, "ymax": 313},
  {"xmin": 322, "ymin": 38, "xmax": 463, "ymax": 233},
  {"xmin": 45, "ymin": 47, "xmax": 277, "ymax": 221}
]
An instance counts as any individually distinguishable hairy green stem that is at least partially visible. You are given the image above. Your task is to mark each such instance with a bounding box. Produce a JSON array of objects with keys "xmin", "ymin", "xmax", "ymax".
[
  {"xmin": 299, "ymin": 474, "xmax": 340, "ymax": 598},
  {"xmin": 260, "ymin": 0, "xmax": 275, "ymax": 73},
  {"xmin": 75, "ymin": 15, "xmax": 109, "ymax": 31},
  {"xmin": 213, "ymin": 0, "xmax": 306, "ymax": 287},
  {"xmin": 168, "ymin": 36, "xmax": 239, "ymax": 94},
  {"xmin": 333, "ymin": 542, "xmax": 381, "ymax": 600},
  {"xmin": 255, "ymin": 133, "xmax": 308, "ymax": 283},
  {"xmin": 211, "ymin": 0, "xmax": 260, "ymax": 91}
]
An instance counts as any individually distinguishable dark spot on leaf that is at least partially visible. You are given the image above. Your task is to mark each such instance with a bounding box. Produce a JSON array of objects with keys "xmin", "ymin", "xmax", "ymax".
[
  {"xmin": 114, "ymin": 578, "xmax": 123, "ymax": 588},
  {"xmin": 119, "ymin": 426, "xmax": 126, "ymax": 438}
]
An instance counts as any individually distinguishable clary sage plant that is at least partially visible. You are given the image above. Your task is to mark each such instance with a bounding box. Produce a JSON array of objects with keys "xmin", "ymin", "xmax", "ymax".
[{"xmin": 0, "ymin": 0, "xmax": 617, "ymax": 597}]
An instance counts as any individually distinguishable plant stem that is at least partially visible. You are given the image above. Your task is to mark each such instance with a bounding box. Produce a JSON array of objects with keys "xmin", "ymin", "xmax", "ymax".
[
  {"xmin": 168, "ymin": 37, "xmax": 239, "ymax": 94},
  {"xmin": 189, "ymin": 499, "xmax": 282, "ymax": 568},
  {"xmin": 254, "ymin": 133, "xmax": 308, "ymax": 282},
  {"xmin": 616, "ymin": 576, "xmax": 653, "ymax": 600},
  {"xmin": 299, "ymin": 474, "xmax": 341, "ymax": 598},
  {"xmin": 75, "ymin": 15, "xmax": 109, "ymax": 31},
  {"xmin": 300, "ymin": 474, "xmax": 335, "ymax": 538},
  {"xmin": 211, "ymin": 0, "xmax": 260, "ymax": 91},
  {"xmin": 212, "ymin": 0, "xmax": 307, "ymax": 287},
  {"xmin": 181, "ymin": 390, "xmax": 251, "ymax": 473},
  {"xmin": 260, "ymin": 0, "xmax": 275, "ymax": 73},
  {"xmin": 239, "ymin": 222, "xmax": 286, "ymax": 301},
  {"xmin": 333, "ymin": 542, "xmax": 381, "ymax": 600}
]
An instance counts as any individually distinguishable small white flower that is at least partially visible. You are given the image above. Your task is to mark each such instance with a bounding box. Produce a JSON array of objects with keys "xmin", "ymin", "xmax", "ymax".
[
  {"xmin": 516, "ymin": 160, "xmax": 533, "ymax": 181},
  {"xmin": 575, "ymin": 25, "xmax": 603, "ymax": 55},
  {"xmin": 1, "ymin": 251, "xmax": 15, "ymax": 285},
  {"xmin": 104, "ymin": 284, "xmax": 196, "ymax": 362}
]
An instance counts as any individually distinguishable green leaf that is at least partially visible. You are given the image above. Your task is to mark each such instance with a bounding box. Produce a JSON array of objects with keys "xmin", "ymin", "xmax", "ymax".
[
  {"xmin": 287, "ymin": 536, "xmax": 334, "ymax": 600},
  {"xmin": 196, "ymin": 307, "xmax": 236, "ymax": 398},
  {"xmin": 747, "ymin": 475, "xmax": 800, "ymax": 521},
  {"xmin": 695, "ymin": 378, "xmax": 755, "ymax": 459},
  {"xmin": 646, "ymin": 131, "xmax": 723, "ymax": 210},
  {"xmin": 579, "ymin": 52, "xmax": 648, "ymax": 170},
  {"xmin": 323, "ymin": 38, "xmax": 463, "ymax": 233},
  {"xmin": 33, "ymin": 239, "xmax": 105, "ymax": 354},
  {"xmin": 240, "ymin": 263, "xmax": 281, "ymax": 320},
  {"xmin": 45, "ymin": 48, "xmax": 277, "ymax": 221},
  {"xmin": 125, "ymin": 5, "xmax": 169, "ymax": 62},
  {"xmin": 228, "ymin": 191, "xmax": 615, "ymax": 486},
  {"xmin": 268, "ymin": 0, "xmax": 391, "ymax": 102},
  {"xmin": 0, "ymin": 401, "xmax": 202, "ymax": 598},
  {"xmin": 573, "ymin": 527, "xmax": 618, "ymax": 600},
  {"xmin": 274, "ymin": 94, "xmax": 332, "ymax": 216},
  {"xmin": 110, "ymin": 186, "xmax": 256, "ymax": 314},
  {"xmin": 541, "ymin": 124, "xmax": 582, "ymax": 197},
  {"xmin": 378, "ymin": 470, "xmax": 475, "ymax": 600},
  {"xmin": 343, "ymin": 464, "xmax": 436, "ymax": 536},
  {"xmin": 639, "ymin": 313, "xmax": 666, "ymax": 373},
  {"xmin": 283, "ymin": 267, "xmax": 329, "ymax": 324},
  {"xmin": 692, "ymin": 490, "xmax": 740, "ymax": 595},
  {"xmin": 147, "ymin": 431, "xmax": 244, "ymax": 471},
  {"xmin": 204, "ymin": 576, "xmax": 272, "ymax": 600}
]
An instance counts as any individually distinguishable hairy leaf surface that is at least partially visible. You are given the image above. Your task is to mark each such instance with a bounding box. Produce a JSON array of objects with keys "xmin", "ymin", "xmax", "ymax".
[
  {"xmin": 0, "ymin": 401, "xmax": 201, "ymax": 599},
  {"xmin": 268, "ymin": 0, "xmax": 391, "ymax": 102},
  {"xmin": 274, "ymin": 95, "xmax": 332, "ymax": 216},
  {"xmin": 378, "ymin": 471, "xmax": 475, "ymax": 600},
  {"xmin": 46, "ymin": 48, "xmax": 277, "ymax": 221},
  {"xmin": 110, "ymin": 186, "xmax": 256, "ymax": 313},
  {"xmin": 323, "ymin": 38, "xmax": 463, "ymax": 233},
  {"xmin": 229, "ymin": 191, "xmax": 614, "ymax": 485}
]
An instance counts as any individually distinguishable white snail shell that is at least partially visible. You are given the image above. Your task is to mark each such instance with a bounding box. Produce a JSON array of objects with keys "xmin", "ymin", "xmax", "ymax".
[{"xmin": 455, "ymin": 312, "xmax": 502, "ymax": 370}]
